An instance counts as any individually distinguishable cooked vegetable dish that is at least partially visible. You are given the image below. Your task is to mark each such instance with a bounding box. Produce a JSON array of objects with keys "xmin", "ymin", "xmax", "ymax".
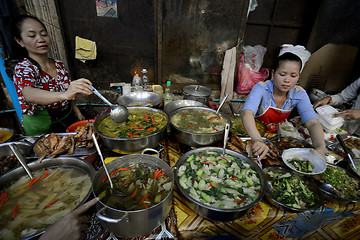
[
  {"xmin": 97, "ymin": 109, "xmax": 167, "ymax": 138},
  {"xmin": 266, "ymin": 170, "xmax": 317, "ymax": 209},
  {"xmin": 177, "ymin": 151, "xmax": 261, "ymax": 209},
  {"xmin": 0, "ymin": 130, "xmax": 12, "ymax": 144},
  {"xmin": 230, "ymin": 116, "xmax": 265, "ymax": 136},
  {"xmin": 287, "ymin": 157, "xmax": 313, "ymax": 173},
  {"xmin": 0, "ymin": 167, "xmax": 91, "ymax": 240},
  {"xmin": 171, "ymin": 108, "xmax": 227, "ymax": 133},
  {"xmin": 97, "ymin": 163, "xmax": 172, "ymax": 211},
  {"xmin": 317, "ymin": 165, "xmax": 360, "ymax": 200}
]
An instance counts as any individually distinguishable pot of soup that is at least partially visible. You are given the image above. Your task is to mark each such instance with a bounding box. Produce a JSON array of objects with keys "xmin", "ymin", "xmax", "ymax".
[
  {"xmin": 169, "ymin": 106, "xmax": 231, "ymax": 147},
  {"xmin": 183, "ymin": 85, "xmax": 212, "ymax": 104},
  {"xmin": 92, "ymin": 149, "xmax": 174, "ymax": 238},
  {"xmin": 0, "ymin": 157, "xmax": 95, "ymax": 240},
  {"xmin": 94, "ymin": 107, "xmax": 169, "ymax": 152}
]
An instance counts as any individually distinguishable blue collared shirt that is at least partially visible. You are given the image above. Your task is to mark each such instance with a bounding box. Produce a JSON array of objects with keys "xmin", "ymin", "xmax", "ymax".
[{"xmin": 242, "ymin": 80, "xmax": 317, "ymax": 123}]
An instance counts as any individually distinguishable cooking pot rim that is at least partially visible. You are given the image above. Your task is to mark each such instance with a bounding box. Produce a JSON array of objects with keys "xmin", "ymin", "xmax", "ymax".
[{"xmin": 174, "ymin": 147, "xmax": 266, "ymax": 212}]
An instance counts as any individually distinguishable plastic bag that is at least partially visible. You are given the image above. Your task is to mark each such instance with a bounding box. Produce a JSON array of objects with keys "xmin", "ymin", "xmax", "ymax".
[{"xmin": 235, "ymin": 51, "xmax": 269, "ymax": 94}]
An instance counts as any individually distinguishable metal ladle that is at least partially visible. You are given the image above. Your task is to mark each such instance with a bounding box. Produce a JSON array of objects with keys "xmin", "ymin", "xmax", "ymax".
[
  {"xmin": 9, "ymin": 143, "xmax": 34, "ymax": 179},
  {"xmin": 91, "ymin": 85, "xmax": 129, "ymax": 123},
  {"xmin": 91, "ymin": 134, "xmax": 126, "ymax": 197},
  {"xmin": 216, "ymin": 93, "xmax": 230, "ymax": 115},
  {"xmin": 223, "ymin": 123, "xmax": 230, "ymax": 154}
]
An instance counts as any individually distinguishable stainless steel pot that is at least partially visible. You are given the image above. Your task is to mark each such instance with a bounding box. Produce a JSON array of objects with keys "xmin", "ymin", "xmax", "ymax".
[
  {"xmin": 169, "ymin": 106, "xmax": 231, "ymax": 147},
  {"xmin": 92, "ymin": 149, "xmax": 174, "ymax": 238},
  {"xmin": 174, "ymin": 147, "xmax": 266, "ymax": 221},
  {"xmin": 0, "ymin": 157, "xmax": 95, "ymax": 239},
  {"xmin": 164, "ymin": 99, "xmax": 206, "ymax": 115},
  {"xmin": 183, "ymin": 85, "xmax": 212, "ymax": 104},
  {"xmin": 94, "ymin": 107, "xmax": 169, "ymax": 152},
  {"xmin": 116, "ymin": 91, "xmax": 162, "ymax": 107}
]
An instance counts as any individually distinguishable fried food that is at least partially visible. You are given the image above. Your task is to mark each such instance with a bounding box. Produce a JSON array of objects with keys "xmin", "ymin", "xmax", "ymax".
[
  {"xmin": 74, "ymin": 122, "xmax": 96, "ymax": 148},
  {"xmin": 34, "ymin": 133, "xmax": 75, "ymax": 162}
]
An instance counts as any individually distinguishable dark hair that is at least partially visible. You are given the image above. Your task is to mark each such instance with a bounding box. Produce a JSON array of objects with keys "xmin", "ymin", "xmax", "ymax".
[
  {"xmin": 10, "ymin": 15, "xmax": 47, "ymax": 41},
  {"xmin": 273, "ymin": 52, "xmax": 302, "ymax": 72}
]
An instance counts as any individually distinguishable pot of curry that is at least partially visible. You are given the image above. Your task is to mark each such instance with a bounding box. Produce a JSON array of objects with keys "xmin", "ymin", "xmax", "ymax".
[{"xmin": 94, "ymin": 107, "xmax": 169, "ymax": 152}]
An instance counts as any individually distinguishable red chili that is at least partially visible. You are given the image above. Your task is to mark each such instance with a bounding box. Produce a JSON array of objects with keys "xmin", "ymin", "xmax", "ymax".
[
  {"xmin": 208, "ymin": 116, "xmax": 217, "ymax": 120},
  {"xmin": 143, "ymin": 203, "xmax": 148, "ymax": 209},
  {"xmin": 152, "ymin": 119, "xmax": 156, "ymax": 124},
  {"xmin": 41, "ymin": 170, "xmax": 48, "ymax": 179},
  {"xmin": 122, "ymin": 181, "xmax": 131, "ymax": 186},
  {"xmin": 129, "ymin": 126, "xmax": 139, "ymax": 129},
  {"xmin": 200, "ymin": 155, "xmax": 204, "ymax": 158},
  {"xmin": 221, "ymin": 157, "xmax": 229, "ymax": 163},
  {"xmin": 139, "ymin": 193, "xmax": 151, "ymax": 203},
  {"xmin": 201, "ymin": 162, "xmax": 215, "ymax": 166},
  {"xmin": 154, "ymin": 169, "xmax": 162, "ymax": 180},
  {"xmin": 156, "ymin": 172, "xmax": 165, "ymax": 179},
  {"xmin": 182, "ymin": 113, "xmax": 185, "ymax": 118},
  {"xmin": 134, "ymin": 128, "xmax": 144, "ymax": 131},
  {"xmin": 110, "ymin": 168, "xmax": 131, "ymax": 178},
  {"xmin": 27, "ymin": 177, "xmax": 40, "ymax": 187},
  {"xmin": 101, "ymin": 177, "xmax": 107, "ymax": 183},
  {"xmin": 12, "ymin": 204, "xmax": 18, "ymax": 219},
  {"xmin": 234, "ymin": 198, "xmax": 243, "ymax": 204},
  {"xmin": 257, "ymin": 190, "xmax": 260, "ymax": 195},
  {"xmin": 212, "ymin": 127, "xmax": 218, "ymax": 131},
  {"xmin": 210, "ymin": 182, "xmax": 213, "ymax": 188},
  {"xmin": 0, "ymin": 192, "xmax": 7, "ymax": 206},
  {"xmin": 230, "ymin": 177, "xmax": 238, "ymax": 180},
  {"xmin": 146, "ymin": 127, "xmax": 156, "ymax": 134},
  {"xmin": 132, "ymin": 187, "xmax": 138, "ymax": 198},
  {"xmin": 44, "ymin": 199, "xmax": 59, "ymax": 208},
  {"xmin": 127, "ymin": 132, "xmax": 133, "ymax": 138}
]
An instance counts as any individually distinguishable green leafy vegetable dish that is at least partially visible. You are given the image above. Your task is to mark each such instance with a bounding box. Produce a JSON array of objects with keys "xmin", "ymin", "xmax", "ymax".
[
  {"xmin": 316, "ymin": 165, "xmax": 360, "ymax": 200},
  {"xmin": 177, "ymin": 151, "xmax": 262, "ymax": 209},
  {"xmin": 171, "ymin": 108, "xmax": 227, "ymax": 133},
  {"xmin": 97, "ymin": 108, "xmax": 168, "ymax": 138},
  {"xmin": 265, "ymin": 169, "xmax": 318, "ymax": 209},
  {"xmin": 287, "ymin": 157, "xmax": 313, "ymax": 173}
]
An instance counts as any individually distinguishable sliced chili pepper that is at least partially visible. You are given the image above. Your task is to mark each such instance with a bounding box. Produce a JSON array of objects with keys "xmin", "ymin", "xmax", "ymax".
[
  {"xmin": 154, "ymin": 169, "xmax": 161, "ymax": 179},
  {"xmin": 101, "ymin": 177, "xmax": 107, "ymax": 183},
  {"xmin": 122, "ymin": 181, "xmax": 131, "ymax": 186},
  {"xmin": 217, "ymin": 115, "xmax": 221, "ymax": 119},
  {"xmin": 132, "ymin": 187, "xmax": 138, "ymax": 198},
  {"xmin": 230, "ymin": 177, "xmax": 238, "ymax": 180},
  {"xmin": 133, "ymin": 135, "xmax": 140, "ymax": 138},
  {"xmin": 210, "ymin": 182, "xmax": 213, "ymax": 188},
  {"xmin": 12, "ymin": 204, "xmax": 18, "ymax": 219},
  {"xmin": 193, "ymin": 179, "xmax": 196, "ymax": 183},
  {"xmin": 146, "ymin": 127, "xmax": 156, "ymax": 134},
  {"xmin": 200, "ymin": 155, "xmax": 204, "ymax": 158},
  {"xmin": 208, "ymin": 116, "xmax": 217, "ymax": 120},
  {"xmin": 129, "ymin": 126, "xmax": 139, "ymax": 129},
  {"xmin": 220, "ymin": 157, "xmax": 229, "ymax": 163},
  {"xmin": 201, "ymin": 162, "xmax": 215, "ymax": 166},
  {"xmin": 257, "ymin": 190, "xmax": 260, "ymax": 195},
  {"xmin": 143, "ymin": 203, "xmax": 148, "ymax": 209},
  {"xmin": 134, "ymin": 128, "xmax": 144, "ymax": 131},
  {"xmin": 44, "ymin": 199, "xmax": 59, "ymax": 208},
  {"xmin": 234, "ymin": 198, "xmax": 243, "ymax": 204},
  {"xmin": 0, "ymin": 192, "xmax": 7, "ymax": 206},
  {"xmin": 212, "ymin": 127, "xmax": 218, "ymax": 131},
  {"xmin": 139, "ymin": 193, "xmax": 151, "ymax": 203},
  {"xmin": 127, "ymin": 132, "xmax": 133, "ymax": 138},
  {"xmin": 27, "ymin": 177, "xmax": 40, "ymax": 187},
  {"xmin": 156, "ymin": 172, "xmax": 165, "ymax": 179},
  {"xmin": 182, "ymin": 113, "xmax": 185, "ymax": 118},
  {"xmin": 41, "ymin": 170, "xmax": 48, "ymax": 179},
  {"xmin": 110, "ymin": 168, "xmax": 131, "ymax": 178}
]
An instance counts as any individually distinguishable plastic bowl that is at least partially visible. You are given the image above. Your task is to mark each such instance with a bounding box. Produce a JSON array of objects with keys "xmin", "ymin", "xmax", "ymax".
[
  {"xmin": 66, "ymin": 119, "xmax": 95, "ymax": 132},
  {"xmin": 282, "ymin": 148, "xmax": 326, "ymax": 175}
]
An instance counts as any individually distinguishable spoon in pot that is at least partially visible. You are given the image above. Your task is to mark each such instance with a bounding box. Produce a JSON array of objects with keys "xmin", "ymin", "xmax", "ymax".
[
  {"xmin": 336, "ymin": 134, "xmax": 357, "ymax": 171},
  {"xmin": 9, "ymin": 143, "xmax": 34, "ymax": 179},
  {"xmin": 223, "ymin": 123, "xmax": 230, "ymax": 154},
  {"xmin": 91, "ymin": 85, "xmax": 129, "ymax": 123},
  {"xmin": 91, "ymin": 134, "xmax": 126, "ymax": 197},
  {"xmin": 216, "ymin": 93, "xmax": 229, "ymax": 115}
]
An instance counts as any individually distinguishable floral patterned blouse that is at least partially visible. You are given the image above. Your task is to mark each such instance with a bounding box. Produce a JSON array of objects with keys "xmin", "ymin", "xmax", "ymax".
[{"xmin": 13, "ymin": 58, "xmax": 71, "ymax": 116}]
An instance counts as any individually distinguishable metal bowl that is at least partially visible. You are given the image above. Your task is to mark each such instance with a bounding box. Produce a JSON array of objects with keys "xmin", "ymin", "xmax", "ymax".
[
  {"xmin": 174, "ymin": 147, "xmax": 266, "ymax": 221},
  {"xmin": 282, "ymin": 148, "xmax": 326, "ymax": 175},
  {"xmin": 94, "ymin": 107, "xmax": 169, "ymax": 152},
  {"xmin": 312, "ymin": 164, "xmax": 360, "ymax": 204},
  {"xmin": 169, "ymin": 106, "xmax": 231, "ymax": 147},
  {"xmin": 116, "ymin": 91, "xmax": 162, "ymax": 107},
  {"xmin": 0, "ymin": 157, "xmax": 95, "ymax": 239},
  {"xmin": 164, "ymin": 100, "xmax": 206, "ymax": 115},
  {"xmin": 263, "ymin": 166, "xmax": 323, "ymax": 212}
]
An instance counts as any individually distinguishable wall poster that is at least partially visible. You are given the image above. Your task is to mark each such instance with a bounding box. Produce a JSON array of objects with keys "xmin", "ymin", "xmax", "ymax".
[{"xmin": 96, "ymin": 0, "xmax": 118, "ymax": 18}]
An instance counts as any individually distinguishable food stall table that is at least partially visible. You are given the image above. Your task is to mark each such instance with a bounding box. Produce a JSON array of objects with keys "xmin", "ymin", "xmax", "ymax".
[{"xmin": 166, "ymin": 137, "xmax": 360, "ymax": 240}]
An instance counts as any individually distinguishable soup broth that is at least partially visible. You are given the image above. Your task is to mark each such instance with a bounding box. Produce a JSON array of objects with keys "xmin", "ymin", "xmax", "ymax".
[
  {"xmin": 0, "ymin": 130, "xmax": 13, "ymax": 144},
  {"xmin": 0, "ymin": 167, "xmax": 91, "ymax": 240},
  {"xmin": 97, "ymin": 109, "xmax": 167, "ymax": 138},
  {"xmin": 97, "ymin": 163, "xmax": 172, "ymax": 211}
]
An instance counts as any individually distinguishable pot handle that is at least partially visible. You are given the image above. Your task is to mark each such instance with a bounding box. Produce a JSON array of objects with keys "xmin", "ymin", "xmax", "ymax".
[
  {"xmin": 141, "ymin": 148, "xmax": 160, "ymax": 158},
  {"xmin": 96, "ymin": 207, "xmax": 128, "ymax": 223}
]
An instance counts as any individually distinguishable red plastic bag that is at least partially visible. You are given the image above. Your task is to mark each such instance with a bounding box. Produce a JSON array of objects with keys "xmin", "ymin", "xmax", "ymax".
[{"xmin": 235, "ymin": 53, "xmax": 269, "ymax": 94}]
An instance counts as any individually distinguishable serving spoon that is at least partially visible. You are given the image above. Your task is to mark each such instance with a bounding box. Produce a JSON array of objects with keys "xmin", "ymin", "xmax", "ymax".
[
  {"xmin": 9, "ymin": 143, "xmax": 34, "ymax": 179},
  {"xmin": 91, "ymin": 85, "xmax": 129, "ymax": 123},
  {"xmin": 92, "ymin": 134, "xmax": 126, "ymax": 197},
  {"xmin": 216, "ymin": 93, "xmax": 229, "ymax": 115}
]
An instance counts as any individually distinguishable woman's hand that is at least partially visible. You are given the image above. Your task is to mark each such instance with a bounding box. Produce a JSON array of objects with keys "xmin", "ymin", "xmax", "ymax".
[
  {"xmin": 313, "ymin": 96, "xmax": 331, "ymax": 109},
  {"xmin": 39, "ymin": 197, "xmax": 99, "ymax": 240},
  {"xmin": 252, "ymin": 139, "xmax": 269, "ymax": 161},
  {"xmin": 334, "ymin": 109, "xmax": 360, "ymax": 120},
  {"xmin": 64, "ymin": 78, "xmax": 93, "ymax": 101}
]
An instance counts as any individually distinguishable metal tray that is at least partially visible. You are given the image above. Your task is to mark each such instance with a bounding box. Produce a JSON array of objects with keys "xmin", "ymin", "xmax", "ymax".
[{"xmin": 327, "ymin": 135, "xmax": 360, "ymax": 158}]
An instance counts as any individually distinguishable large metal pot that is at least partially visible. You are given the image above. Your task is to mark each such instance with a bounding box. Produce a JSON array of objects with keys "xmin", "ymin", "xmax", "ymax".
[
  {"xmin": 183, "ymin": 85, "xmax": 212, "ymax": 104},
  {"xmin": 174, "ymin": 147, "xmax": 266, "ymax": 221},
  {"xmin": 116, "ymin": 91, "xmax": 162, "ymax": 107},
  {"xmin": 169, "ymin": 106, "xmax": 231, "ymax": 147},
  {"xmin": 0, "ymin": 157, "xmax": 95, "ymax": 239},
  {"xmin": 94, "ymin": 107, "xmax": 169, "ymax": 152},
  {"xmin": 92, "ymin": 149, "xmax": 174, "ymax": 238}
]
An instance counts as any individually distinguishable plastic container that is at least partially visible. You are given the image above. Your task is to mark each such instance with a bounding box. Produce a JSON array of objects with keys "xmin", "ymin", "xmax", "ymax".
[
  {"xmin": 316, "ymin": 105, "xmax": 345, "ymax": 132},
  {"xmin": 141, "ymin": 69, "xmax": 150, "ymax": 91}
]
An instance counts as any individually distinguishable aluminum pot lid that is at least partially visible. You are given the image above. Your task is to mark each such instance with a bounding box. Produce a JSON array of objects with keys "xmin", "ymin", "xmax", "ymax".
[{"xmin": 183, "ymin": 85, "xmax": 212, "ymax": 97}]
